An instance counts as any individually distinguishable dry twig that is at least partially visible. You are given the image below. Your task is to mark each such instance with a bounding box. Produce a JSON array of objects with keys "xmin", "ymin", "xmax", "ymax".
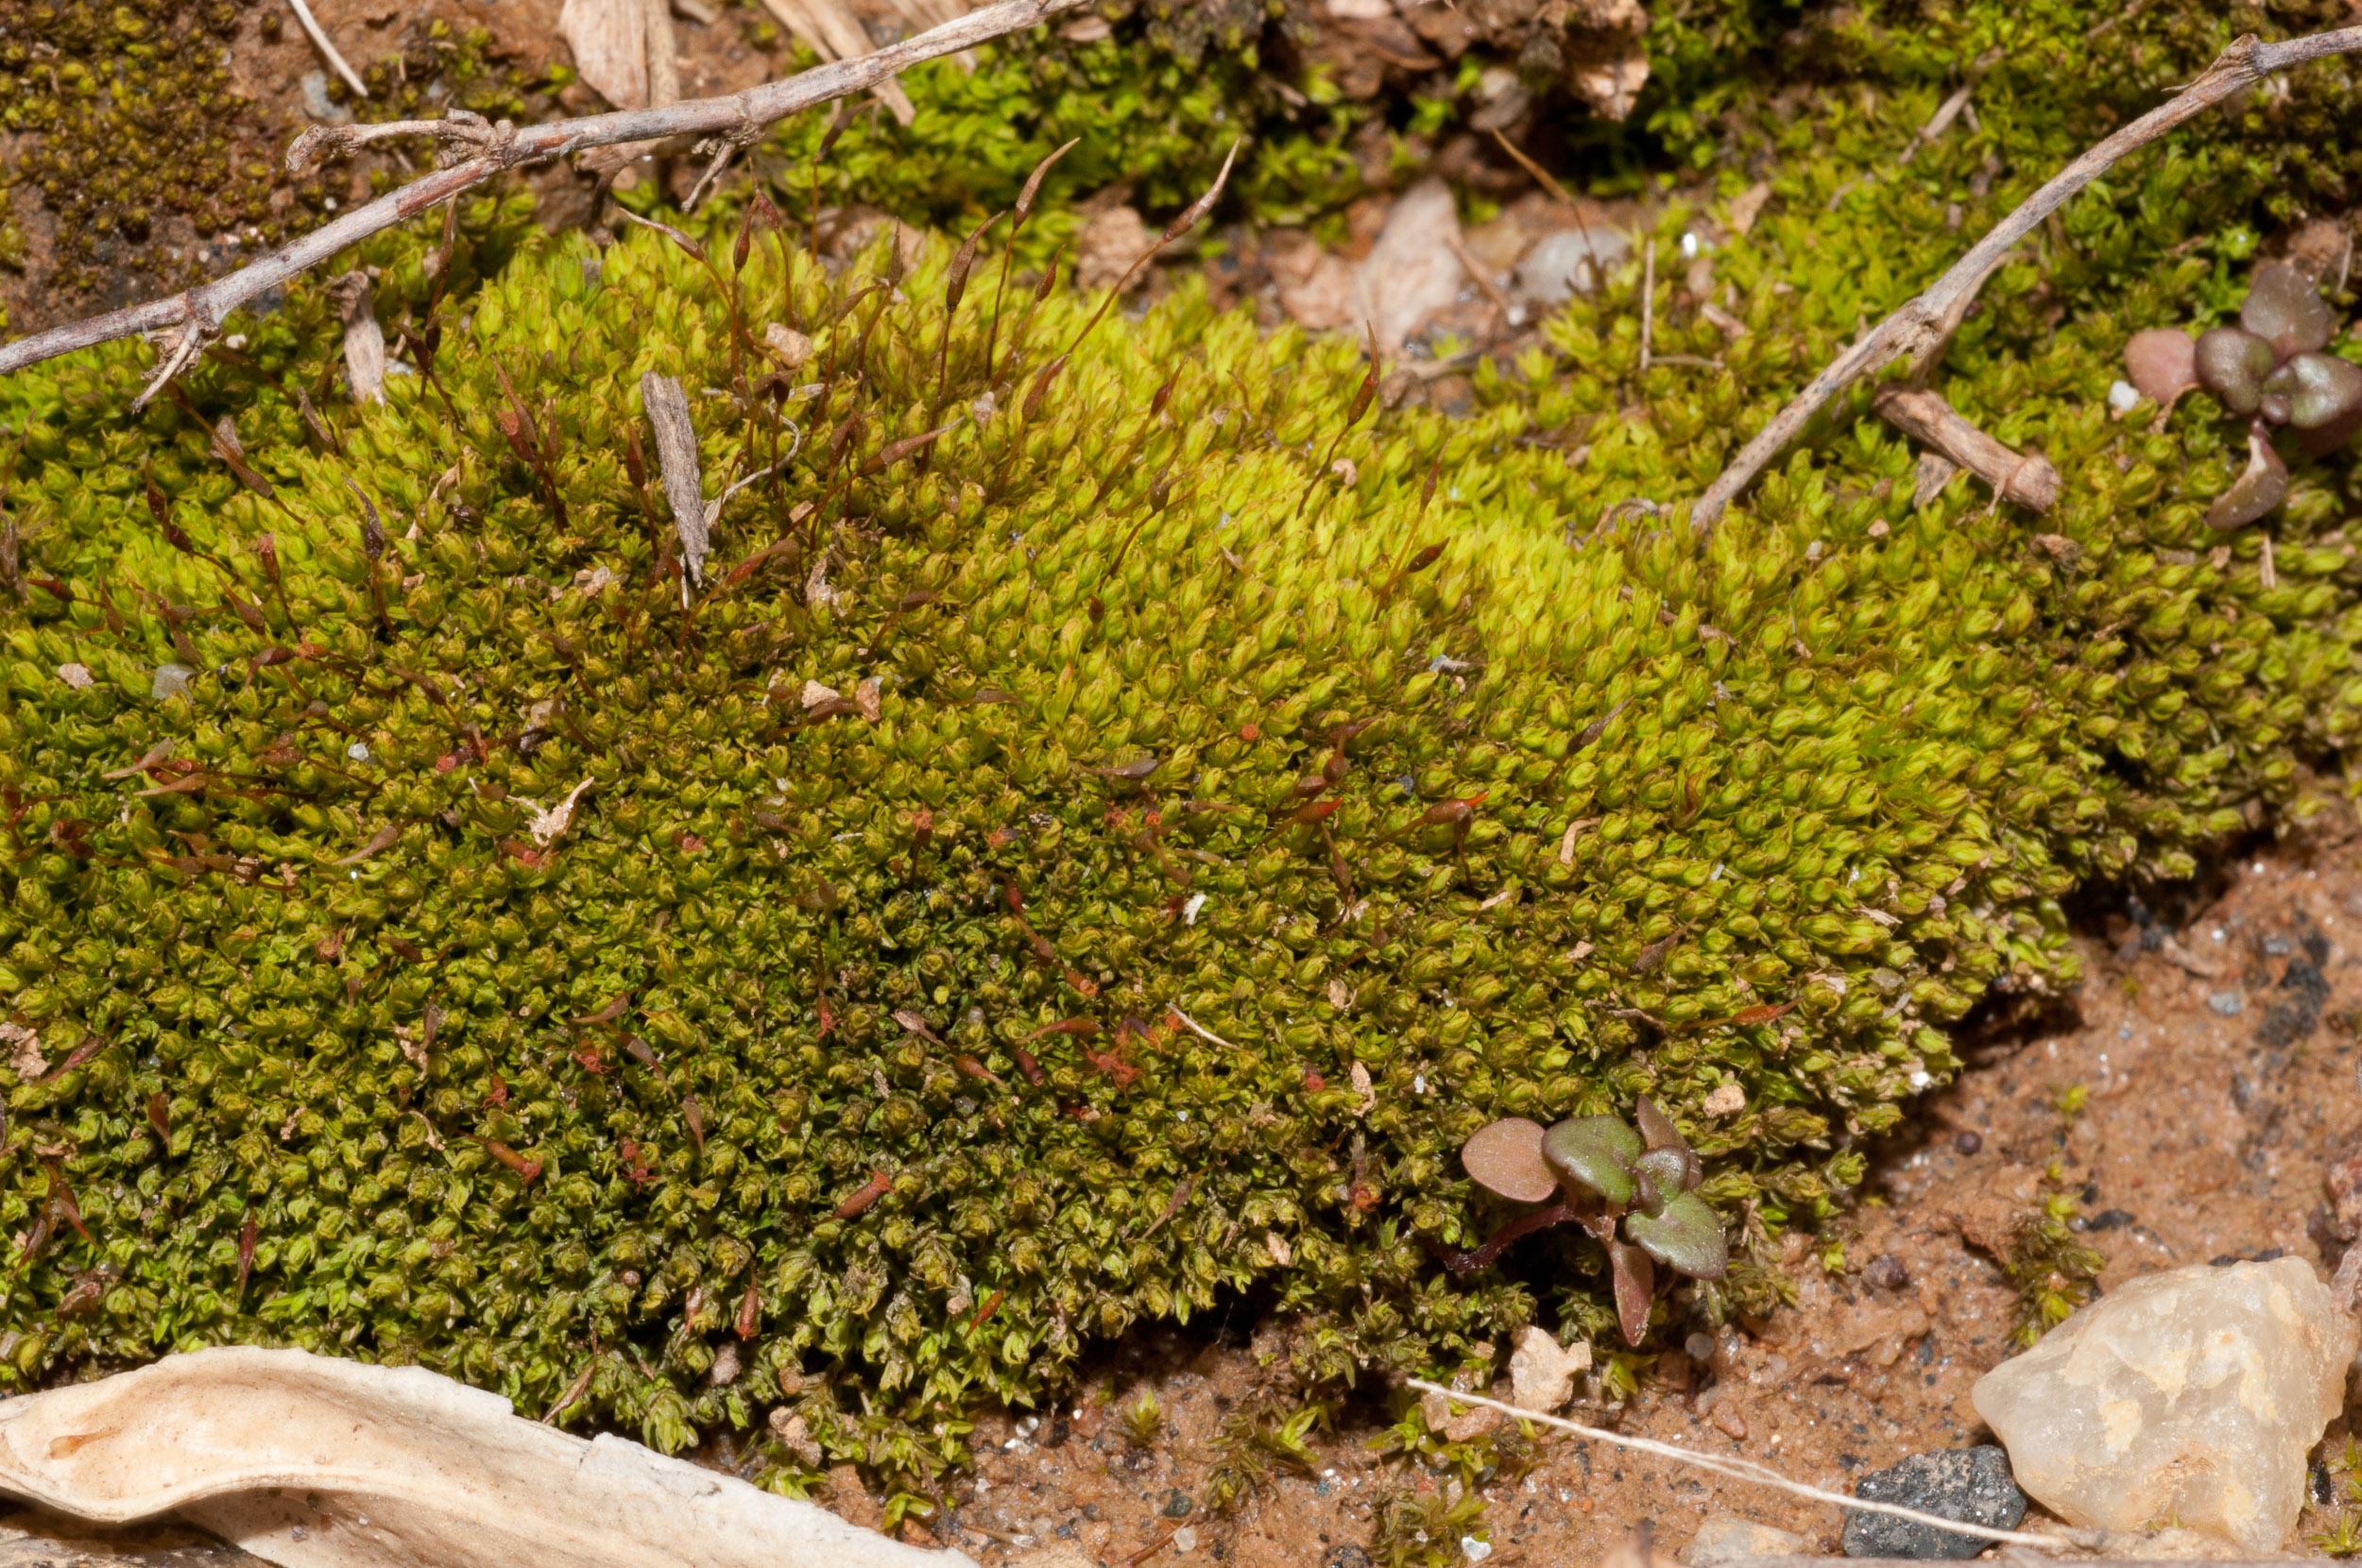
[
  {"xmin": 1691, "ymin": 26, "xmax": 2362, "ymax": 530},
  {"xmin": 1874, "ymin": 385, "xmax": 2059, "ymax": 511},
  {"xmin": 284, "ymin": 0, "xmax": 369, "ymax": 100},
  {"xmin": 1404, "ymin": 1380, "xmax": 2079, "ymax": 1550},
  {"xmin": 0, "ymin": 0, "xmax": 1088, "ymax": 405}
]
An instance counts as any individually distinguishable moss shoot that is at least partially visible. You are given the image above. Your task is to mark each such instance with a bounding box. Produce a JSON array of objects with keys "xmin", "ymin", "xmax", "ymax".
[{"xmin": 2, "ymin": 0, "xmax": 2361, "ymax": 1501}]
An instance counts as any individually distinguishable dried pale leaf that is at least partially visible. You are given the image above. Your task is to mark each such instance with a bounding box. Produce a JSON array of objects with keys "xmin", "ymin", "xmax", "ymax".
[
  {"xmin": 800, "ymin": 679, "xmax": 841, "ymax": 709},
  {"xmin": 853, "ymin": 677, "xmax": 882, "ymax": 722},
  {"xmin": 756, "ymin": 0, "xmax": 916, "ymax": 124},
  {"xmin": 640, "ymin": 373, "xmax": 710, "ymax": 589},
  {"xmin": 1074, "ymin": 206, "xmax": 1155, "ymax": 296},
  {"xmin": 559, "ymin": 0, "xmax": 651, "ymax": 109},
  {"xmin": 1349, "ymin": 1061, "xmax": 1376, "ymax": 1115},
  {"xmin": 327, "ymin": 273, "xmax": 385, "ymax": 405},
  {"xmin": 1351, "ymin": 179, "xmax": 1466, "ymax": 354},
  {"xmin": 1725, "ymin": 181, "xmax": 1772, "ymax": 237},
  {"xmin": 765, "ymin": 323, "xmax": 813, "ymax": 369},
  {"xmin": 0, "ymin": 1347, "xmax": 965, "ymax": 1567},
  {"xmin": 642, "ymin": 0, "xmax": 681, "ymax": 107},
  {"xmin": 524, "ymin": 778, "xmax": 596, "ymax": 846}
]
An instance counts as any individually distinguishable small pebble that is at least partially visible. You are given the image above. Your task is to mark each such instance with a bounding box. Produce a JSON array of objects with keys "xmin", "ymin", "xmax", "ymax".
[
  {"xmin": 1160, "ymin": 1490, "xmax": 1194, "ymax": 1520},
  {"xmin": 1172, "ymin": 1525, "xmax": 1198, "ymax": 1553},
  {"xmin": 1954, "ymin": 1131, "xmax": 1983, "ymax": 1155},
  {"xmin": 1840, "ymin": 1445, "xmax": 2027, "ymax": 1559},
  {"xmin": 1712, "ymin": 1405, "xmax": 1749, "ymax": 1440},
  {"xmin": 1462, "ymin": 1537, "xmax": 1493, "ymax": 1562},
  {"xmin": 2207, "ymin": 989, "xmax": 2246, "ymax": 1016},
  {"xmin": 1866, "ymin": 1254, "xmax": 1910, "ymax": 1291}
]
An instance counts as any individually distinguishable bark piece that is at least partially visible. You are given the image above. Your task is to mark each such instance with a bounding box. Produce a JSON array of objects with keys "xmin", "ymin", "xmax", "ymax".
[{"xmin": 1874, "ymin": 385, "xmax": 2059, "ymax": 513}]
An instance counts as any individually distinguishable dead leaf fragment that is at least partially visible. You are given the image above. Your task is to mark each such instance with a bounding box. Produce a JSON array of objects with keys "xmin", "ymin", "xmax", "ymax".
[
  {"xmin": 1349, "ymin": 1061, "xmax": 1376, "ymax": 1115},
  {"xmin": 1074, "ymin": 205, "xmax": 1155, "ymax": 296},
  {"xmin": 0, "ymin": 1346, "xmax": 950, "ymax": 1565},
  {"xmin": 756, "ymin": 0, "xmax": 917, "ymax": 124},
  {"xmin": 641, "ymin": 372, "xmax": 710, "ymax": 595},
  {"xmin": 1, "ymin": 1023, "xmax": 45, "ymax": 1081},
  {"xmin": 327, "ymin": 272, "xmax": 385, "ymax": 405},
  {"xmin": 524, "ymin": 778, "xmax": 597, "ymax": 847},
  {"xmin": 560, "ymin": 0, "xmax": 652, "ymax": 109},
  {"xmin": 1352, "ymin": 179, "xmax": 1466, "ymax": 353}
]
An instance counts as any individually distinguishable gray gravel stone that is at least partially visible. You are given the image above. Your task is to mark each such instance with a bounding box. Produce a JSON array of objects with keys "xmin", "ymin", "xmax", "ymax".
[{"xmin": 1841, "ymin": 1445, "xmax": 2027, "ymax": 1559}]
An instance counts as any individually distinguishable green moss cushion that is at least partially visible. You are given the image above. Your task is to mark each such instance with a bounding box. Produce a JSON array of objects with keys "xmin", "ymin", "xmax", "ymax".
[{"xmin": 3, "ymin": 0, "xmax": 2362, "ymax": 1489}]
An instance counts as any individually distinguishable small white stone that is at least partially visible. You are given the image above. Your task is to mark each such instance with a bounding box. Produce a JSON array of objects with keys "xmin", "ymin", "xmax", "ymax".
[
  {"xmin": 2108, "ymin": 379, "xmax": 2141, "ymax": 414},
  {"xmin": 1680, "ymin": 1516, "xmax": 1807, "ymax": 1568},
  {"xmin": 56, "ymin": 663, "xmax": 93, "ymax": 690},
  {"xmin": 1461, "ymin": 1536, "xmax": 1493, "ymax": 1561},
  {"xmin": 1507, "ymin": 1324, "xmax": 1591, "ymax": 1412},
  {"xmin": 1171, "ymin": 1525, "xmax": 1198, "ymax": 1553},
  {"xmin": 1972, "ymin": 1257, "xmax": 2358, "ymax": 1552}
]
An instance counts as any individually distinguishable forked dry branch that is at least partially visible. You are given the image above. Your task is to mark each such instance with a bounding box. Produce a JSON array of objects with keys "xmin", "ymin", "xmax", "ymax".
[
  {"xmin": 1689, "ymin": 26, "xmax": 2362, "ymax": 530},
  {"xmin": 0, "ymin": 0, "xmax": 1087, "ymax": 406}
]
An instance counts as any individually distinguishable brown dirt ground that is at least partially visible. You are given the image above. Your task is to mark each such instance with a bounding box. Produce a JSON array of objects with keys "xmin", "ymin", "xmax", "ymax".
[{"xmin": 869, "ymin": 824, "xmax": 2362, "ymax": 1567}]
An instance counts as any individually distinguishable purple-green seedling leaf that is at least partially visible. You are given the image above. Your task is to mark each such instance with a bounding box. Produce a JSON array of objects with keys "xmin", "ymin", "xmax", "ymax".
[
  {"xmin": 2263, "ymin": 351, "xmax": 2362, "ymax": 433},
  {"xmin": 2240, "ymin": 262, "xmax": 2335, "ymax": 361},
  {"xmin": 1461, "ymin": 1116, "xmax": 1558, "ymax": 1204},
  {"xmin": 1623, "ymin": 1189, "xmax": 1729, "ymax": 1281},
  {"xmin": 1629, "ymin": 1148, "xmax": 1692, "ymax": 1211},
  {"xmin": 1543, "ymin": 1115, "xmax": 1642, "ymax": 1209},
  {"xmin": 1610, "ymin": 1240, "xmax": 1656, "ymax": 1347},
  {"xmin": 2195, "ymin": 327, "xmax": 2276, "ymax": 416}
]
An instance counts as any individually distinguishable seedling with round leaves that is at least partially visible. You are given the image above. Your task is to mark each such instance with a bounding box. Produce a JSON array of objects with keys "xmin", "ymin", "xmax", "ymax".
[
  {"xmin": 1455, "ymin": 1100, "xmax": 1728, "ymax": 1347},
  {"xmin": 2122, "ymin": 262, "xmax": 2362, "ymax": 529}
]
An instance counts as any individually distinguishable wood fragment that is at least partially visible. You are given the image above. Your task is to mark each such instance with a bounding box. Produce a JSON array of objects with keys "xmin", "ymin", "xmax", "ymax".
[
  {"xmin": 1691, "ymin": 25, "xmax": 2362, "ymax": 529},
  {"xmin": 1875, "ymin": 386, "xmax": 2059, "ymax": 512}
]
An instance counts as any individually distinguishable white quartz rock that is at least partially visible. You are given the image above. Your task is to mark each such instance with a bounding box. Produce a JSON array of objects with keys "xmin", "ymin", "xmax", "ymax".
[{"xmin": 1972, "ymin": 1258, "xmax": 2357, "ymax": 1553}]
